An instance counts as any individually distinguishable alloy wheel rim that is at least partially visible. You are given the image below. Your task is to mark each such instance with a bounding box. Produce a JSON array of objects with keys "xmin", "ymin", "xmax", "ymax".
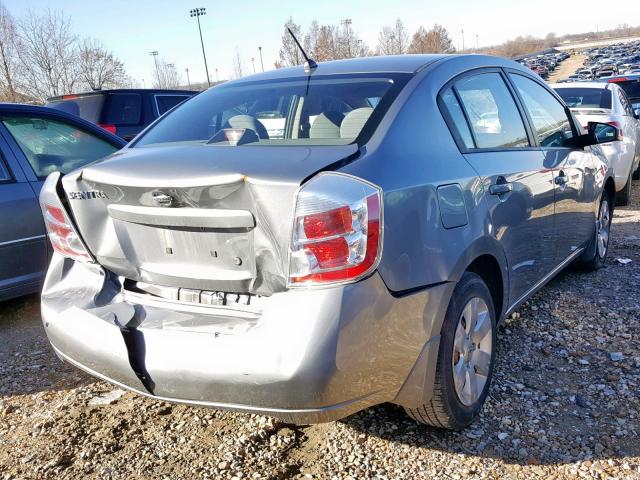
[
  {"xmin": 452, "ymin": 297, "xmax": 493, "ymax": 406},
  {"xmin": 597, "ymin": 199, "xmax": 610, "ymax": 259}
]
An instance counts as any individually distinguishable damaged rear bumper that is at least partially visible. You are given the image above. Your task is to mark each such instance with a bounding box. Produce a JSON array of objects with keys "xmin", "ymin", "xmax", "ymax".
[{"xmin": 41, "ymin": 254, "xmax": 453, "ymax": 424}]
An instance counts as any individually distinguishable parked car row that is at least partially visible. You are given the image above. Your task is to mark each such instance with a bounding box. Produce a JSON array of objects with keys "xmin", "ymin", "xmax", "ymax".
[
  {"xmin": 558, "ymin": 40, "xmax": 640, "ymax": 83},
  {"xmin": 516, "ymin": 51, "xmax": 571, "ymax": 79}
]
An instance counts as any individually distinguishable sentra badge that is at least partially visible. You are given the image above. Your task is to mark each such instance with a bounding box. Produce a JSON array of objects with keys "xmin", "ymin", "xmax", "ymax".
[{"xmin": 68, "ymin": 190, "xmax": 109, "ymax": 200}]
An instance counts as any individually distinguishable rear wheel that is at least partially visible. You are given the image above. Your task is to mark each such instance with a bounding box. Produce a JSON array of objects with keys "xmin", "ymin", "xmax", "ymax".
[
  {"xmin": 616, "ymin": 170, "xmax": 632, "ymax": 206},
  {"xmin": 633, "ymin": 164, "xmax": 639, "ymax": 181},
  {"xmin": 404, "ymin": 273, "xmax": 496, "ymax": 430},
  {"xmin": 576, "ymin": 192, "xmax": 612, "ymax": 271}
]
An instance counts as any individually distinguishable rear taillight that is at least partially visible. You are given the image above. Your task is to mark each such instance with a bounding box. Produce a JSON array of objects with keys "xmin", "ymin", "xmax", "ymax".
[
  {"xmin": 39, "ymin": 174, "xmax": 92, "ymax": 263},
  {"xmin": 98, "ymin": 123, "xmax": 117, "ymax": 135},
  {"xmin": 288, "ymin": 173, "xmax": 382, "ymax": 286}
]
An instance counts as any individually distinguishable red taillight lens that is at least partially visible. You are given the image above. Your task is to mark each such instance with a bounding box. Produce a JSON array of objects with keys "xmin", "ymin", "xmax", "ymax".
[
  {"xmin": 98, "ymin": 123, "xmax": 117, "ymax": 135},
  {"xmin": 42, "ymin": 203, "xmax": 92, "ymax": 262},
  {"xmin": 288, "ymin": 173, "xmax": 382, "ymax": 286}
]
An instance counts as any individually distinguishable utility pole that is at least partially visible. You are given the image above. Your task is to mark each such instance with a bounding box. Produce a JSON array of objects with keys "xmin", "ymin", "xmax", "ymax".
[
  {"xmin": 258, "ymin": 46, "xmax": 264, "ymax": 72},
  {"xmin": 461, "ymin": 30, "xmax": 465, "ymax": 52},
  {"xmin": 185, "ymin": 68, "xmax": 191, "ymax": 87},
  {"xmin": 149, "ymin": 51, "xmax": 160, "ymax": 86},
  {"xmin": 215, "ymin": 68, "xmax": 219, "ymax": 82},
  {"xmin": 189, "ymin": 8, "xmax": 211, "ymax": 86},
  {"xmin": 341, "ymin": 18, "xmax": 352, "ymax": 57},
  {"xmin": 251, "ymin": 57, "xmax": 256, "ymax": 73},
  {"xmin": 476, "ymin": 34, "xmax": 479, "ymax": 50}
]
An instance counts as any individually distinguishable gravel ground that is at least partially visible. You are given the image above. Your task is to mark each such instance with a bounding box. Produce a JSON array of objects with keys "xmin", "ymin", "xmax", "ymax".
[{"xmin": 1, "ymin": 181, "xmax": 640, "ymax": 480}]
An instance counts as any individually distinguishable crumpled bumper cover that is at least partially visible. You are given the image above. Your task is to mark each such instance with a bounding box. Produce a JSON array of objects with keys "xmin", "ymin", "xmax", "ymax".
[{"xmin": 41, "ymin": 254, "xmax": 452, "ymax": 424}]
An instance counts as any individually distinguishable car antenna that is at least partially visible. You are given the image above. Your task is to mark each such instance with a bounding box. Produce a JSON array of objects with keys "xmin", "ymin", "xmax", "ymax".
[{"xmin": 287, "ymin": 27, "xmax": 317, "ymax": 74}]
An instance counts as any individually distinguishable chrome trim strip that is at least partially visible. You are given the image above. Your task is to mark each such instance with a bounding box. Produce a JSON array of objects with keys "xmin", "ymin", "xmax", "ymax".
[
  {"xmin": 505, "ymin": 247, "xmax": 584, "ymax": 316},
  {"xmin": 0, "ymin": 234, "xmax": 46, "ymax": 247}
]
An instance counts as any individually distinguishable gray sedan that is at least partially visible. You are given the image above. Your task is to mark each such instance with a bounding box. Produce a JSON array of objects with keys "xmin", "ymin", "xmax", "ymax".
[{"xmin": 39, "ymin": 54, "xmax": 617, "ymax": 429}]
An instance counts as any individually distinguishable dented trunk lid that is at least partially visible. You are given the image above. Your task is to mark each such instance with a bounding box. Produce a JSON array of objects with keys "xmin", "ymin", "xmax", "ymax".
[{"xmin": 61, "ymin": 143, "xmax": 358, "ymax": 295}]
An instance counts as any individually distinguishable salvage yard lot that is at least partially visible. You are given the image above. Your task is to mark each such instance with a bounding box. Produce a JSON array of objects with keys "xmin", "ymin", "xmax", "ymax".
[{"xmin": 1, "ymin": 183, "xmax": 639, "ymax": 479}]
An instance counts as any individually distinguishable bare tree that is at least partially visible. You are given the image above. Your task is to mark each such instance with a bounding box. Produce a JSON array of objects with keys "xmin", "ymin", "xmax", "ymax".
[
  {"xmin": 408, "ymin": 24, "xmax": 456, "ymax": 54},
  {"xmin": 277, "ymin": 17, "xmax": 303, "ymax": 67},
  {"xmin": 17, "ymin": 9, "xmax": 79, "ymax": 101},
  {"xmin": 78, "ymin": 38, "xmax": 125, "ymax": 90},
  {"xmin": 153, "ymin": 59, "xmax": 181, "ymax": 88},
  {"xmin": 232, "ymin": 48, "xmax": 244, "ymax": 79},
  {"xmin": 377, "ymin": 19, "xmax": 409, "ymax": 55},
  {"xmin": 0, "ymin": 4, "xmax": 18, "ymax": 101}
]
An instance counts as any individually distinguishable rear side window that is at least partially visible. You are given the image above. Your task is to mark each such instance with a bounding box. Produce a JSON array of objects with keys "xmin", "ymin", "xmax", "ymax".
[
  {"xmin": 454, "ymin": 73, "xmax": 529, "ymax": 149},
  {"xmin": 103, "ymin": 93, "xmax": 142, "ymax": 125},
  {"xmin": 510, "ymin": 75, "xmax": 574, "ymax": 148},
  {"xmin": 553, "ymin": 87, "xmax": 612, "ymax": 109},
  {"xmin": 155, "ymin": 95, "xmax": 191, "ymax": 116},
  {"xmin": 46, "ymin": 94, "xmax": 105, "ymax": 123},
  {"xmin": 1, "ymin": 116, "xmax": 119, "ymax": 179},
  {"xmin": 613, "ymin": 79, "xmax": 640, "ymax": 103},
  {"xmin": 440, "ymin": 88, "xmax": 474, "ymax": 149}
]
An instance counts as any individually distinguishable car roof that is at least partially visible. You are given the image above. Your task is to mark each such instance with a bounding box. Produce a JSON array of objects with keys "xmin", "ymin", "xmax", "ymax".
[
  {"xmin": 230, "ymin": 54, "xmax": 451, "ymax": 84},
  {"xmin": 47, "ymin": 89, "xmax": 198, "ymax": 101},
  {"xmin": 0, "ymin": 103, "xmax": 126, "ymax": 146},
  {"xmin": 552, "ymin": 81, "xmax": 610, "ymax": 90}
]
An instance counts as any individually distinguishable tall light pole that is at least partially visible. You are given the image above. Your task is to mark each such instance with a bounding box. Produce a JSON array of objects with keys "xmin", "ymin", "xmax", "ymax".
[
  {"xmin": 189, "ymin": 8, "xmax": 211, "ymax": 87},
  {"xmin": 185, "ymin": 68, "xmax": 191, "ymax": 87},
  {"xmin": 258, "ymin": 46, "xmax": 264, "ymax": 72},
  {"xmin": 341, "ymin": 18, "xmax": 352, "ymax": 57},
  {"xmin": 149, "ymin": 51, "xmax": 160, "ymax": 85},
  {"xmin": 476, "ymin": 34, "xmax": 479, "ymax": 51},
  {"xmin": 251, "ymin": 57, "xmax": 256, "ymax": 73},
  {"xmin": 461, "ymin": 30, "xmax": 465, "ymax": 52},
  {"xmin": 215, "ymin": 68, "xmax": 219, "ymax": 82}
]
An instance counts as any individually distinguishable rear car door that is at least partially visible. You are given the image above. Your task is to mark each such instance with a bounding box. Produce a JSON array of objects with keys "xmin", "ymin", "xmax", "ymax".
[
  {"xmin": 441, "ymin": 69, "xmax": 555, "ymax": 305},
  {"xmin": 508, "ymin": 73, "xmax": 597, "ymax": 264},
  {"xmin": 0, "ymin": 142, "xmax": 47, "ymax": 300}
]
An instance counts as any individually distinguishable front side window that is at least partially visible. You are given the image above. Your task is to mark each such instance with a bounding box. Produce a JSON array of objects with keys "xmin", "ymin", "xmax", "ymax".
[
  {"xmin": 135, "ymin": 74, "xmax": 411, "ymax": 148},
  {"xmin": 454, "ymin": 73, "xmax": 529, "ymax": 149},
  {"xmin": 511, "ymin": 74, "xmax": 574, "ymax": 148},
  {"xmin": 2, "ymin": 116, "xmax": 119, "ymax": 178}
]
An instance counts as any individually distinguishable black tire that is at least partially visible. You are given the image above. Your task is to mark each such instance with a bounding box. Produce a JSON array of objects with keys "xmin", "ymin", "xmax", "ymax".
[
  {"xmin": 633, "ymin": 166, "xmax": 640, "ymax": 181},
  {"xmin": 404, "ymin": 272, "xmax": 496, "ymax": 430},
  {"xmin": 616, "ymin": 170, "xmax": 632, "ymax": 206},
  {"xmin": 576, "ymin": 191, "xmax": 612, "ymax": 271}
]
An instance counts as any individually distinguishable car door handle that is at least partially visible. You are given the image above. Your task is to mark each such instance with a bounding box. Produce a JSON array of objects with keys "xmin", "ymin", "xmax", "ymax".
[{"xmin": 489, "ymin": 181, "xmax": 513, "ymax": 195}]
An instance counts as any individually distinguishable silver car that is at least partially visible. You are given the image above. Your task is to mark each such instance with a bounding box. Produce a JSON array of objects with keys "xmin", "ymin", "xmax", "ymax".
[
  {"xmin": 553, "ymin": 81, "xmax": 640, "ymax": 205},
  {"xmin": 40, "ymin": 55, "xmax": 619, "ymax": 429}
]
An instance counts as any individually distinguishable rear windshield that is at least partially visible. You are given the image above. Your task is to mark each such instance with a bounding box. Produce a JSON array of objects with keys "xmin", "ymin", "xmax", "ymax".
[
  {"xmin": 134, "ymin": 73, "xmax": 410, "ymax": 147},
  {"xmin": 612, "ymin": 80, "xmax": 640, "ymax": 102},
  {"xmin": 554, "ymin": 88, "xmax": 612, "ymax": 109},
  {"xmin": 47, "ymin": 94, "xmax": 105, "ymax": 123}
]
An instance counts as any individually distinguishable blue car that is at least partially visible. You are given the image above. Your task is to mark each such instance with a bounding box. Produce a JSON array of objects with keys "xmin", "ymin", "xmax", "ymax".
[{"xmin": 0, "ymin": 103, "xmax": 126, "ymax": 301}]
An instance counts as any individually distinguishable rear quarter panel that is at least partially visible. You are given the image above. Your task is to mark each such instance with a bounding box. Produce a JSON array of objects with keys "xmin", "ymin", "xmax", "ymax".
[{"xmin": 339, "ymin": 58, "xmax": 508, "ymax": 301}]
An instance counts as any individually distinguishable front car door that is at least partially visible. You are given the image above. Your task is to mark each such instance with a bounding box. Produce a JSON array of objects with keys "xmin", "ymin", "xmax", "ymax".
[
  {"xmin": 507, "ymin": 73, "xmax": 597, "ymax": 264},
  {"xmin": 0, "ymin": 144, "xmax": 47, "ymax": 300},
  {"xmin": 440, "ymin": 70, "xmax": 556, "ymax": 305}
]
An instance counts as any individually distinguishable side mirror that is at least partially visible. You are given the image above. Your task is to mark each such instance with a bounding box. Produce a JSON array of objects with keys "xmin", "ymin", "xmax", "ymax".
[
  {"xmin": 588, "ymin": 121, "xmax": 620, "ymax": 145},
  {"xmin": 634, "ymin": 108, "xmax": 640, "ymax": 120},
  {"xmin": 570, "ymin": 121, "xmax": 620, "ymax": 148}
]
